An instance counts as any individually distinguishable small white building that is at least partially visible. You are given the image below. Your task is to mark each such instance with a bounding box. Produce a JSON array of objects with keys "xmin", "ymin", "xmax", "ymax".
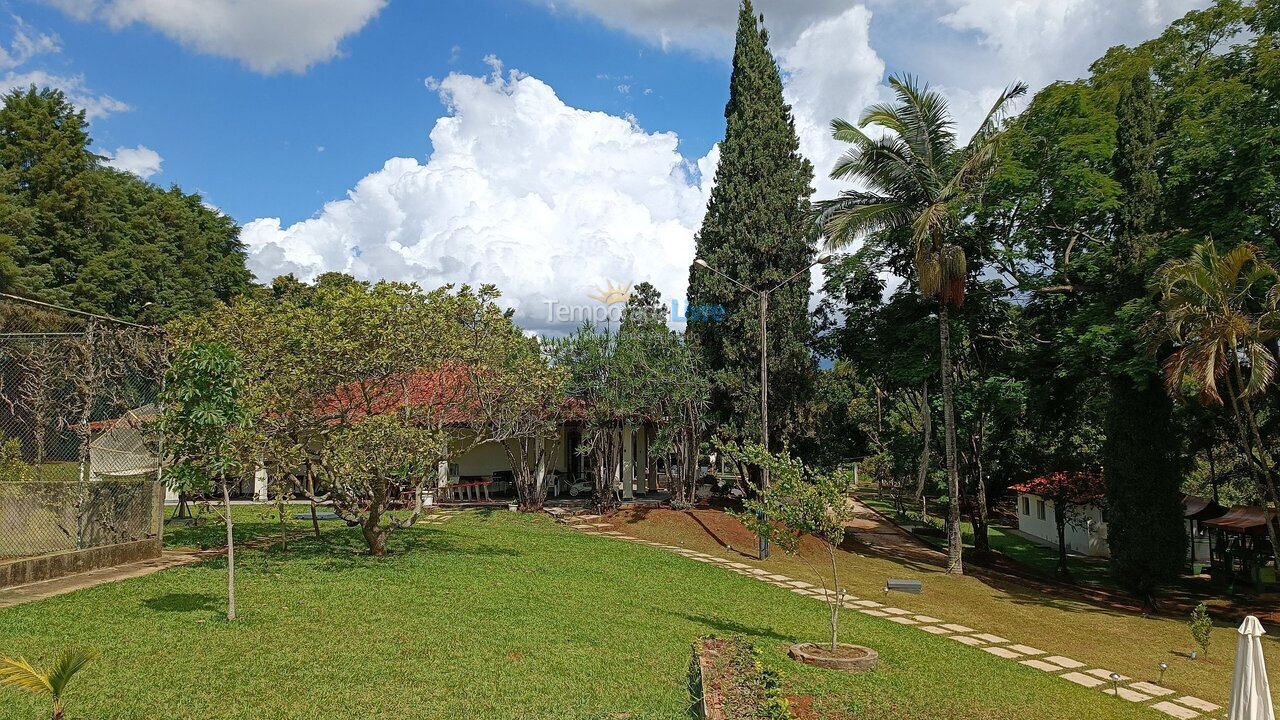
[{"xmin": 1014, "ymin": 491, "xmax": 1110, "ymax": 558}]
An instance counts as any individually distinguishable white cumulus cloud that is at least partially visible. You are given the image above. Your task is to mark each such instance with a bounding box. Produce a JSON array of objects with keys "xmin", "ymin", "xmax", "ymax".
[
  {"xmin": 936, "ymin": 0, "xmax": 1210, "ymax": 88},
  {"xmin": 103, "ymin": 144, "xmax": 162, "ymax": 178},
  {"xmin": 44, "ymin": 0, "xmax": 386, "ymax": 74},
  {"xmin": 242, "ymin": 64, "xmax": 717, "ymax": 331},
  {"xmin": 0, "ymin": 69, "xmax": 129, "ymax": 118},
  {"xmin": 777, "ymin": 6, "xmax": 886, "ymax": 201},
  {"xmin": 536, "ymin": 0, "xmax": 851, "ymax": 56},
  {"xmin": 0, "ymin": 16, "xmax": 128, "ymax": 119}
]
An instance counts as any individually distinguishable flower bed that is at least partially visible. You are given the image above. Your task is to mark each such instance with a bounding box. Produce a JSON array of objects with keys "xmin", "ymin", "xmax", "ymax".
[{"xmin": 689, "ymin": 635, "xmax": 793, "ymax": 720}]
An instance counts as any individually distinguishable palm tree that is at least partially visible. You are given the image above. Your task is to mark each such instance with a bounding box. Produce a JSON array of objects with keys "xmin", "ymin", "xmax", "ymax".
[
  {"xmin": 0, "ymin": 648, "xmax": 98, "ymax": 719},
  {"xmin": 1151, "ymin": 240, "xmax": 1280, "ymax": 568},
  {"xmin": 813, "ymin": 75, "xmax": 1027, "ymax": 574}
]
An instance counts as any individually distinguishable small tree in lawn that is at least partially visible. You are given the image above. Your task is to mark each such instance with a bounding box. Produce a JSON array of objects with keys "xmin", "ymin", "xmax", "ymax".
[
  {"xmin": 1010, "ymin": 471, "xmax": 1105, "ymax": 581},
  {"xmin": 159, "ymin": 342, "xmax": 252, "ymax": 621},
  {"xmin": 1189, "ymin": 603, "xmax": 1212, "ymax": 659},
  {"xmin": 326, "ymin": 412, "xmax": 446, "ymax": 556},
  {"xmin": 731, "ymin": 443, "xmax": 857, "ymax": 653}
]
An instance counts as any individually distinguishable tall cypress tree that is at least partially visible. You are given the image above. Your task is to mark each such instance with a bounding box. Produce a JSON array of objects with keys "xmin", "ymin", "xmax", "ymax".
[
  {"xmin": 1102, "ymin": 69, "xmax": 1185, "ymax": 605},
  {"xmin": 686, "ymin": 1, "xmax": 815, "ymax": 451}
]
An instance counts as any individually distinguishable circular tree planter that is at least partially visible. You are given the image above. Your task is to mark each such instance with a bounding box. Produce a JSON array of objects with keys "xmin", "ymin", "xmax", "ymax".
[{"xmin": 788, "ymin": 642, "xmax": 879, "ymax": 672}]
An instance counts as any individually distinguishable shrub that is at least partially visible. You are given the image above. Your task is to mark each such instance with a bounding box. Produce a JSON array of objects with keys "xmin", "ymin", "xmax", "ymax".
[{"xmin": 1189, "ymin": 603, "xmax": 1212, "ymax": 658}]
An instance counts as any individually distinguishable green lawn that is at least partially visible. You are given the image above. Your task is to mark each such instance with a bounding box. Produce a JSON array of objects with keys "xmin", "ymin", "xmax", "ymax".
[
  {"xmin": 860, "ymin": 496, "xmax": 1113, "ymax": 586},
  {"xmin": 0, "ymin": 511, "xmax": 1159, "ymax": 719},
  {"xmin": 163, "ymin": 502, "xmax": 344, "ymax": 549}
]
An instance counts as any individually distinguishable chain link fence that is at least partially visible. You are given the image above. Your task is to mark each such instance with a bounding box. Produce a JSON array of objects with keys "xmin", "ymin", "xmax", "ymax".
[{"xmin": 0, "ymin": 294, "xmax": 166, "ymax": 560}]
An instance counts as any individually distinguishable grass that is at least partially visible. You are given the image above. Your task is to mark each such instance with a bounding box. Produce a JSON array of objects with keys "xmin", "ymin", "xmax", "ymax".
[
  {"xmin": 163, "ymin": 502, "xmax": 343, "ymax": 549},
  {"xmin": 859, "ymin": 497, "xmax": 1113, "ymax": 586},
  {"xmin": 0, "ymin": 511, "xmax": 1162, "ymax": 719},
  {"xmin": 607, "ymin": 506, "xmax": 1273, "ymax": 712},
  {"xmin": 0, "ymin": 461, "xmax": 82, "ymax": 483}
]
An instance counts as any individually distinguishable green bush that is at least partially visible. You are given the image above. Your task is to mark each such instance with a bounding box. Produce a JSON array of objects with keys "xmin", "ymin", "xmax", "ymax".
[{"xmin": 1189, "ymin": 603, "xmax": 1212, "ymax": 658}]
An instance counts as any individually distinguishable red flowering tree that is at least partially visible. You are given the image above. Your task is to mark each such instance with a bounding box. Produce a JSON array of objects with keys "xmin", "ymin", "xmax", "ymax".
[{"xmin": 1011, "ymin": 471, "xmax": 1105, "ymax": 580}]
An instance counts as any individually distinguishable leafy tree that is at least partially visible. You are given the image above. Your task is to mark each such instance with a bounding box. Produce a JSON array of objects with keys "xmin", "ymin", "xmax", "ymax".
[
  {"xmin": 172, "ymin": 281, "xmax": 477, "ymax": 556},
  {"xmin": 686, "ymin": 0, "xmax": 816, "ymax": 454},
  {"xmin": 548, "ymin": 286, "xmax": 707, "ymax": 512},
  {"xmin": 732, "ymin": 443, "xmax": 856, "ymax": 652},
  {"xmin": 0, "ymin": 86, "xmax": 250, "ymax": 320},
  {"xmin": 326, "ymin": 413, "xmax": 446, "ymax": 555},
  {"xmin": 548, "ymin": 324, "xmax": 628, "ymax": 512},
  {"xmin": 619, "ymin": 283, "xmax": 709, "ymax": 507},
  {"xmin": 813, "ymin": 75, "xmax": 1026, "ymax": 574},
  {"xmin": 0, "ymin": 647, "xmax": 97, "ymax": 720},
  {"xmin": 158, "ymin": 342, "xmax": 252, "ymax": 620}
]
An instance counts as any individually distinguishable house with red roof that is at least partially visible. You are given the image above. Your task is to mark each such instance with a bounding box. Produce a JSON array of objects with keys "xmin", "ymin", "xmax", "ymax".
[{"xmin": 317, "ymin": 365, "xmax": 658, "ymax": 503}]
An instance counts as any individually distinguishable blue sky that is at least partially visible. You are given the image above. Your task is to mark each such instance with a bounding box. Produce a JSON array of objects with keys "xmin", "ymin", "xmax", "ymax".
[
  {"xmin": 2, "ymin": 0, "xmax": 1210, "ymax": 330},
  {"xmin": 13, "ymin": 0, "xmax": 729, "ymax": 225}
]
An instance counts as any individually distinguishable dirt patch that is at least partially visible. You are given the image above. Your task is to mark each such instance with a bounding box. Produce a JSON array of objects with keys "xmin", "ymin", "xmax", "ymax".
[{"xmin": 785, "ymin": 694, "xmax": 816, "ymax": 720}]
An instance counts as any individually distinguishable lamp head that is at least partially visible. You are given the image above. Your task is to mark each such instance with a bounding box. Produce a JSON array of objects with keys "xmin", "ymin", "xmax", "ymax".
[
  {"xmin": 694, "ymin": 258, "xmax": 709, "ymax": 269},
  {"xmin": 815, "ymin": 252, "xmax": 834, "ymax": 264}
]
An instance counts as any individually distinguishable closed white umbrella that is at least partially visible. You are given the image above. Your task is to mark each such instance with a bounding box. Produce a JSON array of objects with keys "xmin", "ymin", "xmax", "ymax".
[{"xmin": 1230, "ymin": 616, "xmax": 1275, "ymax": 720}]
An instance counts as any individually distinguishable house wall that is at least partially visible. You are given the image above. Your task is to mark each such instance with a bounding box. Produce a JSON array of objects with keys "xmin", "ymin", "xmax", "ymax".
[
  {"xmin": 1015, "ymin": 492, "xmax": 1110, "ymax": 558},
  {"xmin": 445, "ymin": 424, "xmax": 654, "ymax": 498},
  {"xmin": 448, "ymin": 427, "xmax": 573, "ymax": 479}
]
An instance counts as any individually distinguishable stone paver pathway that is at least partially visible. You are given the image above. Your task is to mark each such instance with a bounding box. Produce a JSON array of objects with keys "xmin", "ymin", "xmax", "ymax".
[{"xmin": 558, "ymin": 512, "xmax": 1230, "ymax": 720}]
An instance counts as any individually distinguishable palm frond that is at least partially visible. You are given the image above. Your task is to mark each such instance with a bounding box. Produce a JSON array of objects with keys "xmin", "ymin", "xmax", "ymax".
[
  {"xmin": 886, "ymin": 74, "xmax": 956, "ymax": 171},
  {"xmin": 812, "ymin": 192, "xmax": 914, "ymax": 249},
  {"xmin": 830, "ymin": 117, "xmax": 868, "ymax": 145},
  {"xmin": 46, "ymin": 649, "xmax": 97, "ymax": 699},
  {"xmin": 968, "ymin": 81, "xmax": 1029, "ymax": 148},
  {"xmin": 0, "ymin": 657, "xmax": 53, "ymax": 696},
  {"xmin": 1242, "ymin": 341, "xmax": 1277, "ymax": 398}
]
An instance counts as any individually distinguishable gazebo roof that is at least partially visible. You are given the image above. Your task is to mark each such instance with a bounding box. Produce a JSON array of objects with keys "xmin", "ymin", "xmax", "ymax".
[
  {"xmin": 1182, "ymin": 494, "xmax": 1228, "ymax": 522},
  {"xmin": 1202, "ymin": 505, "xmax": 1277, "ymax": 535}
]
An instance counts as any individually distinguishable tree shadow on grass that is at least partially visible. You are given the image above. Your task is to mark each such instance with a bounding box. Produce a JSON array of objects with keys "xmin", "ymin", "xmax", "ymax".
[
  {"xmin": 267, "ymin": 525, "xmax": 524, "ymax": 573},
  {"xmin": 668, "ymin": 611, "xmax": 794, "ymax": 644},
  {"xmin": 142, "ymin": 592, "xmax": 219, "ymax": 613}
]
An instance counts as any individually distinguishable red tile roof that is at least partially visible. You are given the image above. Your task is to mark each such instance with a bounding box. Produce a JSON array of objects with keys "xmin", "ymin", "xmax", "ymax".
[
  {"xmin": 319, "ymin": 364, "xmax": 585, "ymax": 426},
  {"xmin": 1010, "ymin": 471, "xmax": 1105, "ymax": 505}
]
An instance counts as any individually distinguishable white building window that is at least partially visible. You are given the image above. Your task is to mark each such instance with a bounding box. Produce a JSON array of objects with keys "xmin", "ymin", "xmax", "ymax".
[
  {"xmin": 1021, "ymin": 496, "xmax": 1030, "ymax": 516},
  {"xmin": 1036, "ymin": 499, "xmax": 1046, "ymax": 521}
]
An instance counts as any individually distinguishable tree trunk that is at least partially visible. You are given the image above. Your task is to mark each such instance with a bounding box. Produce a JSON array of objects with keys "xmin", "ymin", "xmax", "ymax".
[
  {"xmin": 307, "ymin": 462, "xmax": 321, "ymax": 538},
  {"xmin": 915, "ymin": 382, "xmax": 931, "ymax": 502},
  {"xmin": 828, "ymin": 544, "xmax": 841, "ymax": 651},
  {"xmin": 1053, "ymin": 500, "xmax": 1071, "ymax": 580},
  {"xmin": 972, "ymin": 428, "xmax": 990, "ymax": 553},
  {"xmin": 363, "ymin": 489, "xmax": 387, "ymax": 556},
  {"xmin": 938, "ymin": 303, "xmax": 964, "ymax": 575},
  {"xmin": 1228, "ymin": 359, "xmax": 1280, "ymax": 572},
  {"xmin": 222, "ymin": 478, "xmax": 236, "ymax": 621},
  {"xmin": 1206, "ymin": 443, "xmax": 1219, "ymax": 504}
]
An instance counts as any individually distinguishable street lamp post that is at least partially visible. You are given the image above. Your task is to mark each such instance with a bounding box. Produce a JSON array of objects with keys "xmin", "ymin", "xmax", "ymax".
[{"xmin": 694, "ymin": 253, "xmax": 832, "ymax": 560}]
